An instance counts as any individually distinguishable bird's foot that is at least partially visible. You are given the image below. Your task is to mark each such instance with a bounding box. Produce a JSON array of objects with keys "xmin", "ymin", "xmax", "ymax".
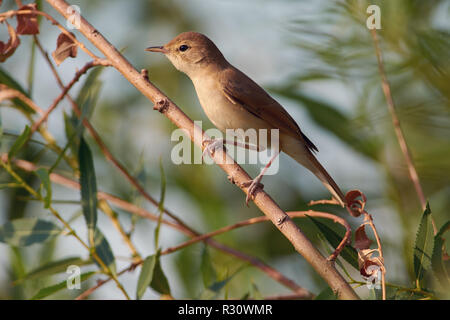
[
  {"xmin": 240, "ymin": 176, "xmax": 264, "ymax": 206},
  {"xmin": 202, "ymin": 138, "xmax": 226, "ymax": 159}
]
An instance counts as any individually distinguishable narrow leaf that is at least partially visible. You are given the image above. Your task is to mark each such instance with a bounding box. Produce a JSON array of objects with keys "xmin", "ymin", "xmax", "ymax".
[
  {"xmin": 307, "ymin": 215, "xmax": 359, "ymax": 269},
  {"xmin": 150, "ymin": 252, "xmax": 171, "ymax": 295},
  {"xmin": 201, "ymin": 245, "xmax": 217, "ymax": 288},
  {"xmin": 136, "ymin": 255, "xmax": 157, "ymax": 300},
  {"xmin": 35, "ymin": 168, "xmax": 52, "ymax": 208},
  {"xmin": 0, "ymin": 218, "xmax": 61, "ymax": 247},
  {"xmin": 431, "ymin": 221, "xmax": 450, "ymax": 288},
  {"xmin": 8, "ymin": 125, "xmax": 31, "ymax": 158},
  {"xmin": 414, "ymin": 203, "xmax": 433, "ymax": 282},
  {"xmin": 78, "ymin": 137, "xmax": 97, "ymax": 245},
  {"xmin": 0, "ymin": 67, "xmax": 34, "ymax": 113},
  {"xmin": 17, "ymin": 257, "xmax": 90, "ymax": 284},
  {"xmin": 315, "ymin": 286, "xmax": 338, "ymax": 300},
  {"xmin": 31, "ymin": 271, "xmax": 95, "ymax": 300},
  {"xmin": 93, "ymin": 229, "xmax": 116, "ymax": 274}
]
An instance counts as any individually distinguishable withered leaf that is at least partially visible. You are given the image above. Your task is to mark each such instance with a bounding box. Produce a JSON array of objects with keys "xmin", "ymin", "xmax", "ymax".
[
  {"xmin": 358, "ymin": 249, "xmax": 382, "ymax": 278},
  {"xmin": 16, "ymin": 4, "xmax": 39, "ymax": 35},
  {"xmin": 52, "ymin": 32, "xmax": 78, "ymax": 66},
  {"xmin": 345, "ymin": 189, "xmax": 367, "ymax": 217},
  {"xmin": 0, "ymin": 22, "xmax": 21, "ymax": 63},
  {"xmin": 355, "ymin": 224, "xmax": 373, "ymax": 250}
]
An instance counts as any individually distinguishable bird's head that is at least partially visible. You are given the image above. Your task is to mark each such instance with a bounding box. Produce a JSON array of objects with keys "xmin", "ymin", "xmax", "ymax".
[{"xmin": 146, "ymin": 31, "xmax": 226, "ymax": 77}]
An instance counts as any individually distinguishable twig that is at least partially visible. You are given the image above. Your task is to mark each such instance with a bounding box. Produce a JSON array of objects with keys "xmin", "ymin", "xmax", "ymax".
[
  {"xmin": 370, "ymin": 29, "xmax": 437, "ymax": 235},
  {"xmin": 45, "ymin": 0, "xmax": 358, "ymax": 299},
  {"xmin": 0, "ymin": 85, "xmax": 45, "ymax": 115},
  {"xmin": 161, "ymin": 210, "xmax": 351, "ymax": 263},
  {"xmin": 30, "ymin": 59, "xmax": 111, "ymax": 133},
  {"xmin": 98, "ymin": 200, "xmax": 141, "ymax": 261},
  {"xmin": 362, "ymin": 211, "xmax": 386, "ymax": 300}
]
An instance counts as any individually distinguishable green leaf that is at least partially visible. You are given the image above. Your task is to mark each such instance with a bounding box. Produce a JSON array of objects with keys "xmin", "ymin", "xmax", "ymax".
[
  {"xmin": 17, "ymin": 257, "xmax": 91, "ymax": 284},
  {"xmin": 431, "ymin": 221, "xmax": 450, "ymax": 288},
  {"xmin": 93, "ymin": 229, "xmax": 116, "ymax": 274},
  {"xmin": 413, "ymin": 203, "xmax": 434, "ymax": 282},
  {"xmin": 199, "ymin": 265, "xmax": 246, "ymax": 299},
  {"xmin": 201, "ymin": 245, "xmax": 217, "ymax": 288},
  {"xmin": 0, "ymin": 67, "xmax": 34, "ymax": 114},
  {"xmin": 35, "ymin": 168, "xmax": 52, "ymax": 208},
  {"xmin": 76, "ymin": 66, "xmax": 103, "ymax": 111},
  {"xmin": 315, "ymin": 286, "xmax": 338, "ymax": 300},
  {"xmin": 136, "ymin": 255, "xmax": 157, "ymax": 300},
  {"xmin": 150, "ymin": 252, "xmax": 171, "ymax": 295},
  {"xmin": 307, "ymin": 215, "xmax": 359, "ymax": 269},
  {"xmin": 31, "ymin": 271, "xmax": 95, "ymax": 300},
  {"xmin": 0, "ymin": 218, "xmax": 61, "ymax": 247},
  {"xmin": 154, "ymin": 158, "xmax": 166, "ymax": 250},
  {"xmin": 78, "ymin": 138, "xmax": 97, "ymax": 245},
  {"xmin": 8, "ymin": 126, "xmax": 31, "ymax": 159}
]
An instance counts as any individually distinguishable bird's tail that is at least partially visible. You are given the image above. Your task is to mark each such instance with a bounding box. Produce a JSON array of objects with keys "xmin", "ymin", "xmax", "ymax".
[
  {"xmin": 304, "ymin": 152, "xmax": 346, "ymax": 207},
  {"xmin": 283, "ymin": 140, "xmax": 346, "ymax": 207}
]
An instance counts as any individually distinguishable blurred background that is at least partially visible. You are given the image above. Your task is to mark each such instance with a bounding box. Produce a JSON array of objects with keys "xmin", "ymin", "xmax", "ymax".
[{"xmin": 0, "ymin": 0, "xmax": 449, "ymax": 299}]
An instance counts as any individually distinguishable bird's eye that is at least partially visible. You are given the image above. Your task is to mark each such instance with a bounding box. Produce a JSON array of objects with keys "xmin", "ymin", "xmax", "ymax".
[{"xmin": 179, "ymin": 45, "xmax": 189, "ymax": 52}]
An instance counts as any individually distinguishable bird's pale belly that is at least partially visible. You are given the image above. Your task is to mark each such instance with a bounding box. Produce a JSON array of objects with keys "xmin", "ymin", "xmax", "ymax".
[{"xmin": 193, "ymin": 78, "xmax": 271, "ymax": 138}]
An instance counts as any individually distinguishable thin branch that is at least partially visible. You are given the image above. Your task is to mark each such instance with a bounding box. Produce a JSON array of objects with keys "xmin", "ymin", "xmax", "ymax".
[
  {"xmin": 370, "ymin": 29, "xmax": 437, "ymax": 234},
  {"xmin": 7, "ymin": 156, "xmax": 308, "ymax": 296},
  {"xmin": 45, "ymin": 0, "xmax": 358, "ymax": 299},
  {"xmin": 161, "ymin": 210, "xmax": 351, "ymax": 263},
  {"xmin": 30, "ymin": 59, "xmax": 111, "ymax": 133}
]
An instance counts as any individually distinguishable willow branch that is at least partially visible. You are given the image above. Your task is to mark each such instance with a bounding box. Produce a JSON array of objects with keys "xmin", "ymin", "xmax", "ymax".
[{"xmin": 370, "ymin": 29, "xmax": 436, "ymax": 234}]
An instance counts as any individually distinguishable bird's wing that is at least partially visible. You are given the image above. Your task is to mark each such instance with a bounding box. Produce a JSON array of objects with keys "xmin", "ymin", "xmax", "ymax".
[{"xmin": 219, "ymin": 67, "xmax": 318, "ymax": 152}]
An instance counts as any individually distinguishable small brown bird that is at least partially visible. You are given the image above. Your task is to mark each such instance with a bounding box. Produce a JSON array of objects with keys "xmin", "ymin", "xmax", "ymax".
[{"xmin": 146, "ymin": 32, "xmax": 346, "ymax": 207}]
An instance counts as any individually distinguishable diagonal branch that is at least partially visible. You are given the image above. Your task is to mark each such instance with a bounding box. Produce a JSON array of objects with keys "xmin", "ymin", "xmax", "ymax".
[{"xmin": 45, "ymin": 0, "xmax": 358, "ymax": 299}]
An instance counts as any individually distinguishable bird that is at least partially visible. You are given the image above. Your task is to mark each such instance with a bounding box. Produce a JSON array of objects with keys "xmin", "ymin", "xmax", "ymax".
[{"xmin": 146, "ymin": 31, "xmax": 346, "ymax": 207}]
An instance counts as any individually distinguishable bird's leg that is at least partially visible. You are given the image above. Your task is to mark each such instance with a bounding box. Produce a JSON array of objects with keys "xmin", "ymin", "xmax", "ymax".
[
  {"xmin": 240, "ymin": 150, "xmax": 280, "ymax": 206},
  {"xmin": 202, "ymin": 138, "xmax": 259, "ymax": 159}
]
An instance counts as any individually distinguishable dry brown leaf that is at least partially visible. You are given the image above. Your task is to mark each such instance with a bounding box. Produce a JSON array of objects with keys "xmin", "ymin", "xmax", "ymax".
[
  {"xmin": 345, "ymin": 189, "xmax": 367, "ymax": 217},
  {"xmin": 355, "ymin": 224, "xmax": 373, "ymax": 250},
  {"xmin": 16, "ymin": 4, "xmax": 39, "ymax": 35},
  {"xmin": 358, "ymin": 249, "xmax": 382, "ymax": 278},
  {"xmin": 0, "ymin": 22, "xmax": 21, "ymax": 62},
  {"xmin": 52, "ymin": 32, "xmax": 78, "ymax": 66}
]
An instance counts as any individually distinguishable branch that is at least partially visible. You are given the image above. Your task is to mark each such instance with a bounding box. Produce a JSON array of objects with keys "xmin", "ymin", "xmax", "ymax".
[
  {"xmin": 45, "ymin": 0, "xmax": 358, "ymax": 299},
  {"xmin": 370, "ymin": 29, "xmax": 436, "ymax": 234},
  {"xmin": 30, "ymin": 59, "xmax": 111, "ymax": 133},
  {"xmin": 161, "ymin": 210, "xmax": 351, "ymax": 263}
]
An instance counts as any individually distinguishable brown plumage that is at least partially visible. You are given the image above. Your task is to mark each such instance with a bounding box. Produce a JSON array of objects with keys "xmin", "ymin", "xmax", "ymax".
[{"xmin": 146, "ymin": 32, "xmax": 345, "ymax": 206}]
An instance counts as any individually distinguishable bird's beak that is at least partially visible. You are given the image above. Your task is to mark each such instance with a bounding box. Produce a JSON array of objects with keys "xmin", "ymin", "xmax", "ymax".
[{"xmin": 145, "ymin": 46, "xmax": 168, "ymax": 54}]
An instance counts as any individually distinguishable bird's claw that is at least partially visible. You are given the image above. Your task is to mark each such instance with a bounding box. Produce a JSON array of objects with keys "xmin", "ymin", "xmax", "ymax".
[
  {"xmin": 202, "ymin": 139, "xmax": 225, "ymax": 159},
  {"xmin": 240, "ymin": 177, "xmax": 264, "ymax": 206}
]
